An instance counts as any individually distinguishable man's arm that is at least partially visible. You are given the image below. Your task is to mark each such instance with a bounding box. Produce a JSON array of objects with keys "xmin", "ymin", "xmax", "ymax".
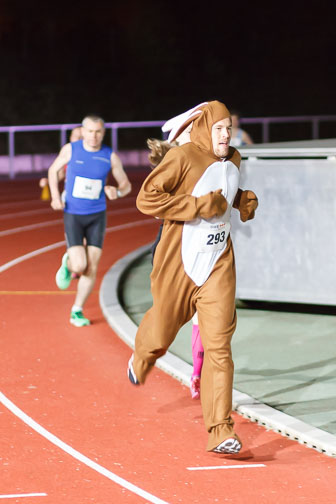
[
  {"xmin": 242, "ymin": 130, "xmax": 253, "ymax": 145},
  {"xmin": 48, "ymin": 143, "xmax": 72, "ymax": 210},
  {"xmin": 104, "ymin": 152, "xmax": 132, "ymax": 200},
  {"xmin": 136, "ymin": 148, "xmax": 227, "ymax": 221}
]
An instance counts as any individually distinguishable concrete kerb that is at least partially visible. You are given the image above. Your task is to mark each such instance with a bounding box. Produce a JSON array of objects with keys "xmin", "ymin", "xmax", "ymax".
[{"xmin": 99, "ymin": 244, "xmax": 336, "ymax": 458}]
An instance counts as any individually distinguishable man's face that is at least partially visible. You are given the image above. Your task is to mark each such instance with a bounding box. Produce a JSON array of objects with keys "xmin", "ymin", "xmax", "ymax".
[
  {"xmin": 211, "ymin": 118, "xmax": 232, "ymax": 158},
  {"xmin": 81, "ymin": 119, "xmax": 105, "ymax": 150}
]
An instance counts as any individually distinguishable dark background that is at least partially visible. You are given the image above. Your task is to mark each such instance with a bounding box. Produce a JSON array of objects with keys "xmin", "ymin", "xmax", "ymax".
[{"xmin": 1, "ymin": 0, "xmax": 336, "ymax": 148}]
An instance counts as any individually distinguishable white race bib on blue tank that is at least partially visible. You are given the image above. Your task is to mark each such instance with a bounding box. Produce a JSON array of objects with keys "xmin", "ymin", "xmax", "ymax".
[{"xmin": 72, "ymin": 176, "xmax": 102, "ymax": 200}]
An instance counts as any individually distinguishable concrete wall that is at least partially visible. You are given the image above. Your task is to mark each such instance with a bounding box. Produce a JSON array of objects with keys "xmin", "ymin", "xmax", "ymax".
[{"xmin": 232, "ymin": 158, "xmax": 336, "ymax": 305}]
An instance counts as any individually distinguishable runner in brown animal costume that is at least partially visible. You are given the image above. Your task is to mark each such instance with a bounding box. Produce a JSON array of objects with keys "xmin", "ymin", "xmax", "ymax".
[{"xmin": 128, "ymin": 100, "xmax": 258, "ymax": 454}]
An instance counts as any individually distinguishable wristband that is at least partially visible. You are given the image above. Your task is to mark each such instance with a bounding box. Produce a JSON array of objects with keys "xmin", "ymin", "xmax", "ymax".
[{"xmin": 117, "ymin": 189, "xmax": 122, "ymax": 198}]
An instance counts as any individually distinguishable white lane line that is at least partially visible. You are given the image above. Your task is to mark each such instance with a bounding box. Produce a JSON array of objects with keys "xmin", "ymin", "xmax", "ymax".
[
  {"xmin": 187, "ymin": 464, "xmax": 266, "ymax": 471},
  {"xmin": 0, "ymin": 207, "xmax": 141, "ymax": 237},
  {"xmin": 0, "ymin": 392, "xmax": 169, "ymax": 504},
  {"xmin": 0, "ymin": 196, "xmax": 135, "ymax": 217},
  {"xmin": 0, "ymin": 241, "xmax": 66, "ymax": 273},
  {"xmin": 105, "ymin": 218, "xmax": 154, "ymax": 234},
  {"xmin": 0, "ymin": 493, "xmax": 47, "ymax": 499},
  {"xmin": 0, "ymin": 199, "xmax": 40, "ymax": 210},
  {"xmin": 0, "ymin": 219, "xmax": 63, "ymax": 237},
  {"xmin": 0, "ymin": 219, "xmax": 156, "ymax": 273},
  {"xmin": 0, "ymin": 208, "xmax": 54, "ymax": 220}
]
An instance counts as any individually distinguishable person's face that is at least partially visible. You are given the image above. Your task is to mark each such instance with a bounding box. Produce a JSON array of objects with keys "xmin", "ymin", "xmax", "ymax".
[
  {"xmin": 70, "ymin": 126, "xmax": 83, "ymax": 142},
  {"xmin": 211, "ymin": 118, "xmax": 232, "ymax": 158},
  {"xmin": 81, "ymin": 119, "xmax": 105, "ymax": 150},
  {"xmin": 176, "ymin": 122, "xmax": 192, "ymax": 145},
  {"xmin": 231, "ymin": 114, "xmax": 239, "ymax": 129}
]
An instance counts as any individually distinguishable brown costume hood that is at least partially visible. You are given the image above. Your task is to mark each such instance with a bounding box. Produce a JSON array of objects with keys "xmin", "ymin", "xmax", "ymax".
[{"xmin": 190, "ymin": 101, "xmax": 231, "ymax": 155}]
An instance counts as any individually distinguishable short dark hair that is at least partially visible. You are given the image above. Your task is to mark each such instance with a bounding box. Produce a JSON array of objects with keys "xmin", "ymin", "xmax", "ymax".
[
  {"xmin": 82, "ymin": 115, "xmax": 105, "ymax": 128},
  {"xmin": 230, "ymin": 109, "xmax": 241, "ymax": 118}
]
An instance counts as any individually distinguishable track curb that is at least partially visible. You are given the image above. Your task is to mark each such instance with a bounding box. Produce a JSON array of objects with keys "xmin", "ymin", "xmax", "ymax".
[{"xmin": 99, "ymin": 244, "xmax": 336, "ymax": 458}]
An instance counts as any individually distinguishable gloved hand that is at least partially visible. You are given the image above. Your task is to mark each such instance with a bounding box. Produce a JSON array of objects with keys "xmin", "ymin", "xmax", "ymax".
[
  {"xmin": 233, "ymin": 189, "xmax": 258, "ymax": 222},
  {"xmin": 197, "ymin": 189, "xmax": 228, "ymax": 219}
]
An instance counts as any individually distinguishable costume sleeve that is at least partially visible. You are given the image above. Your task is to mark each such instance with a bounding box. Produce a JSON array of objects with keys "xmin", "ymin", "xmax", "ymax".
[{"xmin": 136, "ymin": 148, "xmax": 227, "ymax": 221}]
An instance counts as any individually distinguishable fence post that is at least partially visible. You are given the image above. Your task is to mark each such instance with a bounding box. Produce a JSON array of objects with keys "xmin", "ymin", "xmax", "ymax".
[
  {"xmin": 312, "ymin": 118, "xmax": 319, "ymax": 140},
  {"xmin": 111, "ymin": 125, "xmax": 118, "ymax": 152},
  {"xmin": 262, "ymin": 120, "xmax": 270, "ymax": 143},
  {"xmin": 60, "ymin": 128, "xmax": 67, "ymax": 147},
  {"xmin": 8, "ymin": 129, "xmax": 15, "ymax": 180}
]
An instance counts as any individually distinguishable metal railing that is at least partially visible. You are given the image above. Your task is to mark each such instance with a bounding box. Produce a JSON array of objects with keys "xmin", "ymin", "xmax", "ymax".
[
  {"xmin": 0, "ymin": 121, "xmax": 165, "ymax": 179},
  {"xmin": 239, "ymin": 115, "xmax": 336, "ymax": 143},
  {"xmin": 1, "ymin": 115, "xmax": 336, "ymax": 179}
]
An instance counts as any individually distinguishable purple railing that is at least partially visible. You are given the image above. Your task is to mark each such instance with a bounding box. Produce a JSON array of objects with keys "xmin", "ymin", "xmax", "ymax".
[
  {"xmin": 0, "ymin": 121, "xmax": 165, "ymax": 179},
  {"xmin": 240, "ymin": 115, "xmax": 336, "ymax": 143},
  {"xmin": 1, "ymin": 116, "xmax": 336, "ymax": 179}
]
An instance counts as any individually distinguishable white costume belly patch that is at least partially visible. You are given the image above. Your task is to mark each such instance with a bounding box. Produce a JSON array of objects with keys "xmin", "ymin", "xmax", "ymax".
[{"xmin": 182, "ymin": 160, "xmax": 240, "ymax": 286}]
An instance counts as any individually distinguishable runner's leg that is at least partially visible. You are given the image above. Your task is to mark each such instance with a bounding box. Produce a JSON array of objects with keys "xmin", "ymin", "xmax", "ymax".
[
  {"xmin": 195, "ymin": 242, "xmax": 241, "ymax": 451},
  {"xmin": 73, "ymin": 245, "xmax": 102, "ymax": 309},
  {"xmin": 191, "ymin": 324, "xmax": 204, "ymax": 377},
  {"xmin": 133, "ymin": 271, "xmax": 196, "ymax": 384}
]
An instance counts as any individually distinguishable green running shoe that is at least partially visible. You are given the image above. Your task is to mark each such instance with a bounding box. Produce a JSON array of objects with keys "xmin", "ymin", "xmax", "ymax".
[
  {"xmin": 55, "ymin": 252, "xmax": 71, "ymax": 290},
  {"xmin": 70, "ymin": 311, "xmax": 90, "ymax": 327}
]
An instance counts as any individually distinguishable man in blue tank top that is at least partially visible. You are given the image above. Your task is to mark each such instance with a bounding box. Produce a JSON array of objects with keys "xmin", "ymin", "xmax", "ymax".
[{"xmin": 48, "ymin": 115, "xmax": 132, "ymax": 327}]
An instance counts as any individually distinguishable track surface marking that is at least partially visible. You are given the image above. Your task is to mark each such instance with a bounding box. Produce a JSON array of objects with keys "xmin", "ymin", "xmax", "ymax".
[{"xmin": 1, "ymin": 179, "xmax": 336, "ymax": 503}]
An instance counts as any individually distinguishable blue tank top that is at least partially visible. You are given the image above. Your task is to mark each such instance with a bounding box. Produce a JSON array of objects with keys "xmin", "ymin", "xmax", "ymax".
[{"xmin": 64, "ymin": 140, "xmax": 112, "ymax": 215}]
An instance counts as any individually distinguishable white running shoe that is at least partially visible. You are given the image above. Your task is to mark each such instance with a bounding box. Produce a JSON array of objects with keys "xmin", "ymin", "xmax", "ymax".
[
  {"xmin": 213, "ymin": 437, "xmax": 242, "ymax": 454},
  {"xmin": 127, "ymin": 355, "xmax": 140, "ymax": 385}
]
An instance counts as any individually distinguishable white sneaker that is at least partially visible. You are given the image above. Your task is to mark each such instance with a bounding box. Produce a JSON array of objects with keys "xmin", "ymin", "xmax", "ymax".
[
  {"xmin": 127, "ymin": 355, "xmax": 140, "ymax": 385},
  {"xmin": 213, "ymin": 437, "xmax": 242, "ymax": 454}
]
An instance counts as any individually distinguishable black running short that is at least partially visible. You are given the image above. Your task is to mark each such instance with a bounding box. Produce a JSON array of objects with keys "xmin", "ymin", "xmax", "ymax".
[{"xmin": 64, "ymin": 210, "xmax": 106, "ymax": 249}]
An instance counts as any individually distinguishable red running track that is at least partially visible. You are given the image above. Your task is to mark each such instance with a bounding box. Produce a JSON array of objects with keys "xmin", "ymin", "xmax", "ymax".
[{"xmin": 1, "ymin": 177, "xmax": 336, "ymax": 504}]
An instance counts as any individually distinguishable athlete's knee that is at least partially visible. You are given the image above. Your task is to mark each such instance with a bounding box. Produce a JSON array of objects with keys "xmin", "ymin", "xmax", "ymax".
[
  {"xmin": 85, "ymin": 258, "xmax": 100, "ymax": 277},
  {"xmin": 85, "ymin": 247, "xmax": 102, "ymax": 274},
  {"xmin": 69, "ymin": 256, "xmax": 87, "ymax": 275}
]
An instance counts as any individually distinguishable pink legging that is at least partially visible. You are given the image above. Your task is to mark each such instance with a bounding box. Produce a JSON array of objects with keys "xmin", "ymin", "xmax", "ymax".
[{"xmin": 192, "ymin": 324, "xmax": 204, "ymax": 377}]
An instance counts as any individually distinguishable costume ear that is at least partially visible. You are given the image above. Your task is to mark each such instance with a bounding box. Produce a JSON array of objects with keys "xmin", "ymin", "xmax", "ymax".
[
  {"xmin": 166, "ymin": 111, "xmax": 201, "ymax": 143},
  {"xmin": 162, "ymin": 102, "xmax": 208, "ymax": 142}
]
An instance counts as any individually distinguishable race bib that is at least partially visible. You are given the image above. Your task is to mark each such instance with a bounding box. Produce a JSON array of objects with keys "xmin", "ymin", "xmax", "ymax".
[
  {"xmin": 181, "ymin": 160, "xmax": 239, "ymax": 286},
  {"xmin": 72, "ymin": 176, "xmax": 102, "ymax": 200},
  {"xmin": 198, "ymin": 221, "xmax": 231, "ymax": 253}
]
